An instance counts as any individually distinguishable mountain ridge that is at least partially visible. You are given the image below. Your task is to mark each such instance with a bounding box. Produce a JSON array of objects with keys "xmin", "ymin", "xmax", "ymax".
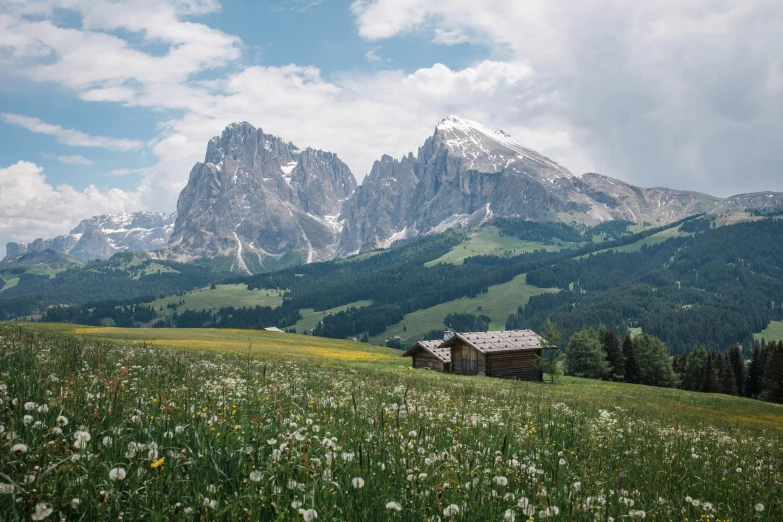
[{"xmin": 6, "ymin": 116, "xmax": 783, "ymax": 269}]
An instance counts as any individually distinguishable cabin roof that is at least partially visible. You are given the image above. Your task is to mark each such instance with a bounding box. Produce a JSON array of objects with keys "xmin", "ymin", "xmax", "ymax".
[
  {"xmin": 443, "ymin": 329, "xmax": 547, "ymax": 354},
  {"xmin": 401, "ymin": 340, "xmax": 452, "ymax": 363}
]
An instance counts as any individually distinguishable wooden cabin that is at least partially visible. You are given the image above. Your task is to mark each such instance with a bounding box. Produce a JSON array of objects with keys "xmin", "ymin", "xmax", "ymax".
[
  {"xmin": 443, "ymin": 330, "xmax": 548, "ymax": 381},
  {"xmin": 401, "ymin": 340, "xmax": 452, "ymax": 372}
]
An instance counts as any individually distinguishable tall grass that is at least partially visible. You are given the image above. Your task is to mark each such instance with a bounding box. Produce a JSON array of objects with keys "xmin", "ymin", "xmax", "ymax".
[{"xmin": 0, "ymin": 326, "xmax": 780, "ymax": 520}]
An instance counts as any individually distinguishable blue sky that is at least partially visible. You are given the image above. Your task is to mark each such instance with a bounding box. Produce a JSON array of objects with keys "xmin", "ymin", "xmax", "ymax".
[
  {"xmin": 1, "ymin": 0, "xmax": 782, "ymax": 250},
  {"xmin": 0, "ymin": 0, "xmax": 488, "ymax": 195}
]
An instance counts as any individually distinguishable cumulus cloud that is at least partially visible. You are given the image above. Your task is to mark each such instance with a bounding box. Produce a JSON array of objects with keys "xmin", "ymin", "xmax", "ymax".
[
  {"xmin": 0, "ymin": 161, "xmax": 142, "ymax": 257},
  {"xmin": 1, "ymin": 113, "xmax": 143, "ymax": 151},
  {"xmin": 57, "ymin": 155, "xmax": 93, "ymax": 165},
  {"xmin": 350, "ymin": 0, "xmax": 783, "ymax": 196}
]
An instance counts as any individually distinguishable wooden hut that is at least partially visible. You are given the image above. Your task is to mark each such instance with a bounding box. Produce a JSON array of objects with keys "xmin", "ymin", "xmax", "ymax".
[
  {"xmin": 401, "ymin": 340, "xmax": 451, "ymax": 372},
  {"xmin": 443, "ymin": 330, "xmax": 548, "ymax": 381}
]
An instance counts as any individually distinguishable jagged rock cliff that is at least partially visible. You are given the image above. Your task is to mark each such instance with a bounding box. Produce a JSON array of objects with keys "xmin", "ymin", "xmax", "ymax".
[{"xmin": 166, "ymin": 122, "xmax": 357, "ymax": 272}]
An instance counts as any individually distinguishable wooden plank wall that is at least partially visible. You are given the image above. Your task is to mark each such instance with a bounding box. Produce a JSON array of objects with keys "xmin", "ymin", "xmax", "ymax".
[
  {"xmin": 451, "ymin": 342, "xmax": 486, "ymax": 375},
  {"xmin": 413, "ymin": 354, "xmax": 445, "ymax": 371},
  {"xmin": 487, "ymin": 350, "xmax": 542, "ymax": 381}
]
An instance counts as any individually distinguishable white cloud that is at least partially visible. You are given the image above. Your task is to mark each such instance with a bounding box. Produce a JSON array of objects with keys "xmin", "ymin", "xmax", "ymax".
[
  {"xmin": 0, "ymin": 161, "xmax": 142, "ymax": 257},
  {"xmin": 350, "ymin": 0, "xmax": 783, "ymax": 195},
  {"xmin": 364, "ymin": 46, "xmax": 384, "ymax": 62},
  {"xmin": 1, "ymin": 113, "xmax": 143, "ymax": 151},
  {"xmin": 57, "ymin": 155, "xmax": 93, "ymax": 165},
  {"xmin": 432, "ymin": 27, "xmax": 468, "ymax": 45}
]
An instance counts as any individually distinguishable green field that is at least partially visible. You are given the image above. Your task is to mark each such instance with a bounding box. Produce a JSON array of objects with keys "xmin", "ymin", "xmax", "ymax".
[
  {"xmin": 425, "ymin": 226, "xmax": 567, "ymax": 266},
  {"xmin": 1, "ymin": 323, "xmax": 781, "ymax": 520},
  {"xmin": 756, "ymin": 321, "xmax": 783, "ymax": 342},
  {"xmin": 292, "ymin": 300, "xmax": 373, "ymax": 333},
  {"xmin": 148, "ymin": 284, "xmax": 285, "ymax": 316},
  {"xmin": 371, "ymin": 274, "xmax": 557, "ymax": 344}
]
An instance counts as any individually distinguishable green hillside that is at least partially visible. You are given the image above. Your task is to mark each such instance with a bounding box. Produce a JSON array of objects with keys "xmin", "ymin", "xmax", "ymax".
[
  {"xmin": 756, "ymin": 321, "xmax": 783, "ymax": 343},
  {"xmin": 371, "ymin": 273, "xmax": 557, "ymax": 344},
  {"xmin": 424, "ymin": 226, "xmax": 567, "ymax": 266},
  {"xmin": 148, "ymin": 284, "xmax": 286, "ymax": 317}
]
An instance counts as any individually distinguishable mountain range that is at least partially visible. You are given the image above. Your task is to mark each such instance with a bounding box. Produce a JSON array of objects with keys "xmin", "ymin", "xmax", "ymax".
[{"xmin": 5, "ymin": 116, "xmax": 783, "ymax": 268}]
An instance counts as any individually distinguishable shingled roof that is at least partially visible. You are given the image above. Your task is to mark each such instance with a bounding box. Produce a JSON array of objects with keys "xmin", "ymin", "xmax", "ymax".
[
  {"xmin": 401, "ymin": 340, "xmax": 452, "ymax": 363},
  {"xmin": 443, "ymin": 330, "xmax": 547, "ymax": 354}
]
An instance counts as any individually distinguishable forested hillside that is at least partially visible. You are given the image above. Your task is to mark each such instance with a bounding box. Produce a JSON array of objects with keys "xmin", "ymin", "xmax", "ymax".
[
  {"xmin": 510, "ymin": 219, "xmax": 783, "ymax": 353},
  {"xmin": 8, "ymin": 216, "xmax": 783, "ymax": 360}
]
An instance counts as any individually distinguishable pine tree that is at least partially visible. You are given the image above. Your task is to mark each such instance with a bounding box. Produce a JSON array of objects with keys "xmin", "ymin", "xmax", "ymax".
[
  {"xmin": 683, "ymin": 346, "xmax": 708, "ymax": 392},
  {"xmin": 701, "ymin": 353, "xmax": 717, "ymax": 393},
  {"xmin": 746, "ymin": 345, "xmax": 764, "ymax": 398},
  {"xmin": 564, "ymin": 328, "xmax": 609, "ymax": 379},
  {"xmin": 622, "ymin": 335, "xmax": 640, "ymax": 384},
  {"xmin": 728, "ymin": 345, "xmax": 747, "ymax": 396},
  {"xmin": 760, "ymin": 341, "xmax": 783, "ymax": 404},
  {"xmin": 599, "ymin": 326, "xmax": 624, "ymax": 381},
  {"xmin": 717, "ymin": 353, "xmax": 738, "ymax": 396}
]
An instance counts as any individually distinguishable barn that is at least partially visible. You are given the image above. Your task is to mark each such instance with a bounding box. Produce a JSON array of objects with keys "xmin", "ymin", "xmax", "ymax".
[
  {"xmin": 443, "ymin": 330, "xmax": 548, "ymax": 381},
  {"xmin": 401, "ymin": 340, "xmax": 452, "ymax": 372}
]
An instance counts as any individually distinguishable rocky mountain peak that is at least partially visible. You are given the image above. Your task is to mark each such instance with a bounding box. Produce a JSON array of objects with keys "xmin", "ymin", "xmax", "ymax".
[{"xmin": 167, "ymin": 121, "xmax": 357, "ymax": 271}]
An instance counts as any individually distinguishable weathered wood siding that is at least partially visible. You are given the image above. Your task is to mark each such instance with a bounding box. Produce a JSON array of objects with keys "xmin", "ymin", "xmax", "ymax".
[
  {"xmin": 486, "ymin": 350, "xmax": 542, "ymax": 381},
  {"xmin": 451, "ymin": 341, "xmax": 486, "ymax": 376},
  {"xmin": 412, "ymin": 354, "xmax": 445, "ymax": 371}
]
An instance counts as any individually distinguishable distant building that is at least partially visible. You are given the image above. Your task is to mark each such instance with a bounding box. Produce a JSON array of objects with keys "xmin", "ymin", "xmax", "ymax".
[
  {"xmin": 444, "ymin": 330, "xmax": 548, "ymax": 381},
  {"xmin": 264, "ymin": 327, "xmax": 285, "ymax": 333},
  {"xmin": 401, "ymin": 340, "xmax": 452, "ymax": 372}
]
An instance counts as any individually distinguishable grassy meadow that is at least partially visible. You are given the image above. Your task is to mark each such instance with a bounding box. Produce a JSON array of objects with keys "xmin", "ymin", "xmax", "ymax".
[
  {"xmin": 147, "ymin": 284, "xmax": 286, "ymax": 317},
  {"xmin": 1, "ymin": 323, "xmax": 781, "ymax": 521},
  {"xmin": 424, "ymin": 227, "xmax": 568, "ymax": 267},
  {"xmin": 755, "ymin": 321, "xmax": 783, "ymax": 343},
  {"xmin": 292, "ymin": 301, "xmax": 374, "ymax": 334},
  {"xmin": 371, "ymin": 274, "xmax": 557, "ymax": 344}
]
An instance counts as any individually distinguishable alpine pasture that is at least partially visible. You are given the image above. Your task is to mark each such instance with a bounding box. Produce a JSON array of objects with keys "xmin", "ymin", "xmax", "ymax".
[{"xmin": 1, "ymin": 324, "xmax": 781, "ymax": 521}]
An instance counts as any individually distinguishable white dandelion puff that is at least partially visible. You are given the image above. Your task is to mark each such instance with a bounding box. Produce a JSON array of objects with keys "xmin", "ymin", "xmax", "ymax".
[
  {"xmin": 386, "ymin": 501, "xmax": 402, "ymax": 511},
  {"xmin": 109, "ymin": 467, "xmax": 127, "ymax": 481},
  {"xmin": 352, "ymin": 477, "xmax": 365, "ymax": 489}
]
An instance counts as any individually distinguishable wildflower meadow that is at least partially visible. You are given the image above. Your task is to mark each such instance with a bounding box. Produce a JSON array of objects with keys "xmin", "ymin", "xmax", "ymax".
[{"xmin": 0, "ymin": 325, "xmax": 781, "ymax": 520}]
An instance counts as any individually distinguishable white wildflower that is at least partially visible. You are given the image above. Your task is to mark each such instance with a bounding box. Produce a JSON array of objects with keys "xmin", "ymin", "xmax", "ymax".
[
  {"xmin": 30, "ymin": 503, "xmax": 53, "ymax": 520},
  {"xmin": 301, "ymin": 508, "xmax": 318, "ymax": 521},
  {"xmin": 250, "ymin": 471, "xmax": 262, "ymax": 482},
  {"xmin": 109, "ymin": 467, "xmax": 127, "ymax": 481},
  {"xmin": 504, "ymin": 509, "xmax": 516, "ymax": 522},
  {"xmin": 494, "ymin": 476, "xmax": 508, "ymax": 486},
  {"xmin": 56, "ymin": 416, "xmax": 68, "ymax": 426},
  {"xmin": 443, "ymin": 504, "xmax": 460, "ymax": 517},
  {"xmin": 386, "ymin": 501, "xmax": 402, "ymax": 511},
  {"xmin": 755, "ymin": 503, "xmax": 764, "ymax": 512},
  {"xmin": 352, "ymin": 477, "xmax": 365, "ymax": 489}
]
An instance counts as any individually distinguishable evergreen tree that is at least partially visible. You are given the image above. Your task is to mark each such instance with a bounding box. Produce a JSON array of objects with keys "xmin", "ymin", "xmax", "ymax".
[
  {"xmin": 701, "ymin": 353, "xmax": 717, "ymax": 393},
  {"xmin": 564, "ymin": 328, "xmax": 609, "ymax": 379},
  {"xmin": 683, "ymin": 346, "xmax": 709, "ymax": 392},
  {"xmin": 599, "ymin": 326, "xmax": 625, "ymax": 381},
  {"xmin": 760, "ymin": 341, "xmax": 783, "ymax": 404},
  {"xmin": 632, "ymin": 334, "xmax": 676, "ymax": 388},
  {"xmin": 728, "ymin": 345, "xmax": 747, "ymax": 396},
  {"xmin": 717, "ymin": 353, "xmax": 738, "ymax": 396},
  {"xmin": 536, "ymin": 319, "xmax": 563, "ymax": 383},
  {"xmin": 622, "ymin": 335, "xmax": 640, "ymax": 384},
  {"xmin": 746, "ymin": 345, "xmax": 764, "ymax": 398}
]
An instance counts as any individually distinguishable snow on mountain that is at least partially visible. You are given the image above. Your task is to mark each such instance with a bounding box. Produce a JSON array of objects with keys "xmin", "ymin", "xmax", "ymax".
[{"xmin": 4, "ymin": 212, "xmax": 176, "ymax": 262}]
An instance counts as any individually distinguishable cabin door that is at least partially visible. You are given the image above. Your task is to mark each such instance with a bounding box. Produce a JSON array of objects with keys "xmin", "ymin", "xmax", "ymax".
[{"xmin": 467, "ymin": 347, "xmax": 477, "ymax": 375}]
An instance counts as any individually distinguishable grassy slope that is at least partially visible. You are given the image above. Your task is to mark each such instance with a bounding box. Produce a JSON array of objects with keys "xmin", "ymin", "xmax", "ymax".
[
  {"xmin": 425, "ymin": 226, "xmax": 567, "ymax": 266},
  {"xmin": 370, "ymin": 274, "xmax": 557, "ymax": 344},
  {"xmin": 755, "ymin": 321, "xmax": 783, "ymax": 343},
  {"xmin": 148, "ymin": 284, "xmax": 285, "ymax": 316},
  {"xmin": 293, "ymin": 300, "xmax": 373, "ymax": 333},
  {"xmin": 23, "ymin": 322, "xmax": 783, "ymax": 433}
]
